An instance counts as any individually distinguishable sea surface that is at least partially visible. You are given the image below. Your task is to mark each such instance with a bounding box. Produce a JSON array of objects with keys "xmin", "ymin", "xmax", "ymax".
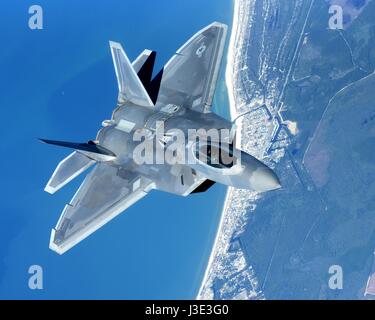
[{"xmin": 0, "ymin": 0, "xmax": 232, "ymax": 299}]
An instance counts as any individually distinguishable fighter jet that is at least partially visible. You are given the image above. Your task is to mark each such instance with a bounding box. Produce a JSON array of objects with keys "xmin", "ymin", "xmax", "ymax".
[{"xmin": 41, "ymin": 22, "xmax": 280, "ymax": 254}]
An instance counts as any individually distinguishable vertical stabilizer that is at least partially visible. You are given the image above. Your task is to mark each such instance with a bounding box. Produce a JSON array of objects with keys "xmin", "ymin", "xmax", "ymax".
[{"xmin": 109, "ymin": 41, "xmax": 154, "ymax": 107}]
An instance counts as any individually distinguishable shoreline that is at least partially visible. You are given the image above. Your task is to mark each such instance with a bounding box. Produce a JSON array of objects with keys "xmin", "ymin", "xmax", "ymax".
[
  {"xmin": 197, "ymin": 0, "xmax": 242, "ymax": 299},
  {"xmin": 226, "ymin": 0, "xmax": 240, "ymax": 122}
]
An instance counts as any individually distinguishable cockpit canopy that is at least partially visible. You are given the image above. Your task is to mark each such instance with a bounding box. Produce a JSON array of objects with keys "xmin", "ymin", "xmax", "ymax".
[{"xmin": 194, "ymin": 139, "xmax": 236, "ymax": 169}]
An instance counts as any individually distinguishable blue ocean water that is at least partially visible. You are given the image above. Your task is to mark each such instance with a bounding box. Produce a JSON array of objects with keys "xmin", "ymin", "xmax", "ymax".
[{"xmin": 0, "ymin": 0, "xmax": 232, "ymax": 299}]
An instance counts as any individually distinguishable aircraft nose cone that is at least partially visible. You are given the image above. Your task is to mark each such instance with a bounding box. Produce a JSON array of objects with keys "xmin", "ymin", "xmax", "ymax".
[{"xmin": 250, "ymin": 167, "xmax": 281, "ymax": 192}]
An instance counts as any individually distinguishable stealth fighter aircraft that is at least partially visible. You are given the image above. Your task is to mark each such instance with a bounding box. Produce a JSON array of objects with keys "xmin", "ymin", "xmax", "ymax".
[{"xmin": 41, "ymin": 22, "xmax": 280, "ymax": 254}]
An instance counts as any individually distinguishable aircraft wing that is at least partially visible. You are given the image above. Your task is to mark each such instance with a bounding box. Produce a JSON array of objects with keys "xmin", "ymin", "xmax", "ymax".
[
  {"xmin": 49, "ymin": 162, "xmax": 154, "ymax": 254},
  {"xmin": 156, "ymin": 22, "xmax": 227, "ymax": 113}
]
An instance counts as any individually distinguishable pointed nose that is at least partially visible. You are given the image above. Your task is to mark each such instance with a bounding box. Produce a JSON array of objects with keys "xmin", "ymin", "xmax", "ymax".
[{"xmin": 250, "ymin": 167, "xmax": 281, "ymax": 192}]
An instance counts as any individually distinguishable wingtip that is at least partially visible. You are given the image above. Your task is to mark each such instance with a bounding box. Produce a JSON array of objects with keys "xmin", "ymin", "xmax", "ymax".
[
  {"xmin": 44, "ymin": 185, "xmax": 56, "ymax": 194},
  {"xmin": 210, "ymin": 21, "xmax": 228, "ymax": 29},
  {"xmin": 142, "ymin": 49, "xmax": 153, "ymax": 55},
  {"xmin": 109, "ymin": 40, "xmax": 123, "ymax": 49},
  {"xmin": 49, "ymin": 229, "xmax": 65, "ymax": 255}
]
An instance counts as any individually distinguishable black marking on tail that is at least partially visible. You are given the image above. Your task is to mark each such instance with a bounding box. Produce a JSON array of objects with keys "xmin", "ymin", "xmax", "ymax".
[
  {"xmin": 137, "ymin": 51, "xmax": 163, "ymax": 104},
  {"xmin": 147, "ymin": 68, "xmax": 164, "ymax": 104},
  {"xmin": 137, "ymin": 51, "xmax": 156, "ymax": 85}
]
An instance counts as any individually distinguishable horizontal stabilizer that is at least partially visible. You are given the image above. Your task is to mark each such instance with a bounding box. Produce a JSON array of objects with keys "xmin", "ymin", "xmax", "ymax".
[
  {"xmin": 45, "ymin": 151, "xmax": 95, "ymax": 194},
  {"xmin": 39, "ymin": 139, "xmax": 116, "ymax": 158},
  {"xmin": 109, "ymin": 41, "xmax": 154, "ymax": 107}
]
